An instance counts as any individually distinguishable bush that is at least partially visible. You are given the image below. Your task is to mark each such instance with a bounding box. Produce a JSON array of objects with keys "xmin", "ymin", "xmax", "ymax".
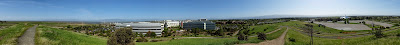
[
  {"xmin": 145, "ymin": 31, "xmax": 157, "ymax": 38},
  {"xmin": 264, "ymin": 29, "xmax": 267, "ymax": 31},
  {"xmin": 107, "ymin": 28, "xmax": 135, "ymax": 45},
  {"xmin": 257, "ymin": 33, "xmax": 266, "ymax": 40},
  {"xmin": 151, "ymin": 32, "xmax": 157, "ymax": 37},
  {"xmin": 136, "ymin": 37, "xmax": 148, "ymax": 42},
  {"xmin": 394, "ymin": 24, "xmax": 400, "ymax": 26},
  {"xmin": 237, "ymin": 34, "xmax": 248, "ymax": 41},
  {"xmin": 150, "ymin": 39, "xmax": 163, "ymax": 42},
  {"xmin": 289, "ymin": 38, "xmax": 296, "ymax": 42},
  {"xmin": 397, "ymin": 33, "xmax": 400, "ymax": 37}
]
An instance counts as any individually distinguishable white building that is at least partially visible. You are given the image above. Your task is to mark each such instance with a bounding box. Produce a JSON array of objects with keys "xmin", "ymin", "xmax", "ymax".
[
  {"xmin": 164, "ymin": 20, "xmax": 180, "ymax": 27},
  {"xmin": 113, "ymin": 22, "xmax": 164, "ymax": 36}
]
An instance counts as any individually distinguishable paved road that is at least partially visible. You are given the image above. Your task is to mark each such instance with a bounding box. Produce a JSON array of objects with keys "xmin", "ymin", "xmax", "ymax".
[
  {"xmin": 239, "ymin": 27, "xmax": 289, "ymax": 45},
  {"xmin": 17, "ymin": 25, "xmax": 37, "ymax": 45}
]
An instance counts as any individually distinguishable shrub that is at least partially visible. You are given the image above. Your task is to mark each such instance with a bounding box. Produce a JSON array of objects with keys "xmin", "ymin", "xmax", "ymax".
[
  {"xmin": 289, "ymin": 38, "xmax": 296, "ymax": 42},
  {"xmin": 397, "ymin": 33, "xmax": 400, "ymax": 37},
  {"xmin": 151, "ymin": 32, "xmax": 157, "ymax": 37},
  {"xmin": 394, "ymin": 24, "xmax": 400, "ymax": 26},
  {"xmin": 150, "ymin": 39, "xmax": 163, "ymax": 42},
  {"xmin": 264, "ymin": 29, "xmax": 267, "ymax": 31},
  {"xmin": 374, "ymin": 29, "xmax": 384, "ymax": 38},
  {"xmin": 145, "ymin": 31, "xmax": 157, "ymax": 38},
  {"xmin": 107, "ymin": 28, "xmax": 135, "ymax": 45},
  {"xmin": 136, "ymin": 37, "xmax": 148, "ymax": 42},
  {"xmin": 257, "ymin": 33, "xmax": 266, "ymax": 40},
  {"xmin": 237, "ymin": 34, "xmax": 248, "ymax": 41}
]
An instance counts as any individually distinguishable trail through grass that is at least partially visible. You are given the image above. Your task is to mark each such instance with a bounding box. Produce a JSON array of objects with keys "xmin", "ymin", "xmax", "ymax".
[{"xmin": 0, "ymin": 23, "xmax": 33, "ymax": 45}]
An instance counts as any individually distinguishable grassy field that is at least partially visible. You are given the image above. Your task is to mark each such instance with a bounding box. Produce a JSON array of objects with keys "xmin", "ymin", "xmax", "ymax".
[
  {"xmin": 285, "ymin": 27, "xmax": 400, "ymax": 45},
  {"xmin": 35, "ymin": 26, "xmax": 107, "ymax": 45},
  {"xmin": 266, "ymin": 27, "xmax": 286, "ymax": 40},
  {"xmin": 0, "ymin": 23, "xmax": 33, "ymax": 45},
  {"xmin": 248, "ymin": 24, "xmax": 279, "ymax": 35}
]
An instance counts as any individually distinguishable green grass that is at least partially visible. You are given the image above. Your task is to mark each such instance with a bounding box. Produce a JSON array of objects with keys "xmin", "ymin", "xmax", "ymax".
[
  {"xmin": 285, "ymin": 27, "xmax": 400, "ymax": 45},
  {"xmin": 266, "ymin": 27, "xmax": 286, "ymax": 40},
  {"xmin": 35, "ymin": 26, "xmax": 107, "ymax": 45},
  {"xmin": 0, "ymin": 23, "xmax": 33, "ymax": 45},
  {"xmin": 248, "ymin": 23, "xmax": 279, "ymax": 35}
]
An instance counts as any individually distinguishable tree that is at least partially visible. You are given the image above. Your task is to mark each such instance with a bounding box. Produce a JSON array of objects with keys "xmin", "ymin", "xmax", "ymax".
[
  {"xmin": 145, "ymin": 31, "xmax": 156, "ymax": 38},
  {"xmin": 257, "ymin": 32, "xmax": 266, "ymax": 40},
  {"xmin": 151, "ymin": 32, "xmax": 157, "ymax": 37},
  {"xmin": 136, "ymin": 33, "xmax": 148, "ymax": 42},
  {"xmin": 237, "ymin": 33, "xmax": 248, "ymax": 41},
  {"xmin": 394, "ymin": 24, "xmax": 400, "ymax": 26},
  {"xmin": 362, "ymin": 21, "xmax": 366, "ymax": 24},
  {"xmin": 190, "ymin": 28, "xmax": 202, "ymax": 36},
  {"xmin": 310, "ymin": 21, "xmax": 314, "ymax": 23},
  {"xmin": 66, "ymin": 25, "xmax": 72, "ymax": 29},
  {"xmin": 374, "ymin": 26, "xmax": 384, "ymax": 38},
  {"xmin": 264, "ymin": 29, "xmax": 267, "ymax": 31},
  {"xmin": 215, "ymin": 29, "xmax": 224, "ymax": 36},
  {"xmin": 107, "ymin": 28, "xmax": 135, "ymax": 45}
]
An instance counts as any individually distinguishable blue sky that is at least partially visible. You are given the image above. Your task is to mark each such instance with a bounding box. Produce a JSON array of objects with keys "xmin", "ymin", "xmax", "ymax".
[{"xmin": 0, "ymin": 0, "xmax": 400, "ymax": 21}]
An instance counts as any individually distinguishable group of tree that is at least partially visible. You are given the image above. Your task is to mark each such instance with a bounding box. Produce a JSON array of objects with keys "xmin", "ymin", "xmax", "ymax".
[
  {"xmin": 237, "ymin": 32, "xmax": 248, "ymax": 41},
  {"xmin": 0, "ymin": 21, "xmax": 6, "ymax": 23},
  {"xmin": 136, "ymin": 33, "xmax": 148, "ymax": 42},
  {"xmin": 237, "ymin": 26, "xmax": 251, "ymax": 41},
  {"xmin": 146, "ymin": 31, "xmax": 157, "ymax": 38},
  {"xmin": 69, "ymin": 25, "xmax": 114, "ymax": 37},
  {"xmin": 257, "ymin": 32, "xmax": 267, "ymax": 40},
  {"xmin": 187, "ymin": 28, "xmax": 203, "ymax": 36},
  {"xmin": 162, "ymin": 28, "xmax": 174, "ymax": 37}
]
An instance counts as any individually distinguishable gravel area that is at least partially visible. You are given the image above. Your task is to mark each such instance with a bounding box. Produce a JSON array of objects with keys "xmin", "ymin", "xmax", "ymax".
[
  {"xmin": 314, "ymin": 22, "xmax": 371, "ymax": 31},
  {"xmin": 349, "ymin": 20, "xmax": 393, "ymax": 27}
]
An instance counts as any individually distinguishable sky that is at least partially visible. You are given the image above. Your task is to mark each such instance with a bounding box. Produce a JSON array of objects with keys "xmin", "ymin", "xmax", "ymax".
[{"xmin": 0, "ymin": 0, "xmax": 400, "ymax": 21}]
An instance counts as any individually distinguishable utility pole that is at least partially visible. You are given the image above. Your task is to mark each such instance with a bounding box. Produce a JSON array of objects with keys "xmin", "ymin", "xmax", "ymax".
[
  {"xmin": 304, "ymin": 24, "xmax": 314, "ymax": 45},
  {"xmin": 310, "ymin": 28, "xmax": 313, "ymax": 45}
]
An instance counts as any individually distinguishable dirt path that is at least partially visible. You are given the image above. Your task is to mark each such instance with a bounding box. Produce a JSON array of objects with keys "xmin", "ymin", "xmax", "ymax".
[
  {"xmin": 232, "ymin": 30, "xmax": 240, "ymax": 36},
  {"xmin": 239, "ymin": 27, "xmax": 289, "ymax": 45},
  {"xmin": 17, "ymin": 25, "xmax": 38, "ymax": 45}
]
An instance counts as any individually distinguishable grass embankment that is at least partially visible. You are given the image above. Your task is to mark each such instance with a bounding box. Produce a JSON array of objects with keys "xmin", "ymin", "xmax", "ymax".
[
  {"xmin": 266, "ymin": 27, "xmax": 286, "ymax": 40},
  {"xmin": 248, "ymin": 24, "xmax": 279, "ymax": 35},
  {"xmin": 0, "ymin": 23, "xmax": 33, "ymax": 44},
  {"xmin": 35, "ymin": 26, "xmax": 107, "ymax": 45},
  {"xmin": 285, "ymin": 27, "xmax": 400, "ymax": 45}
]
